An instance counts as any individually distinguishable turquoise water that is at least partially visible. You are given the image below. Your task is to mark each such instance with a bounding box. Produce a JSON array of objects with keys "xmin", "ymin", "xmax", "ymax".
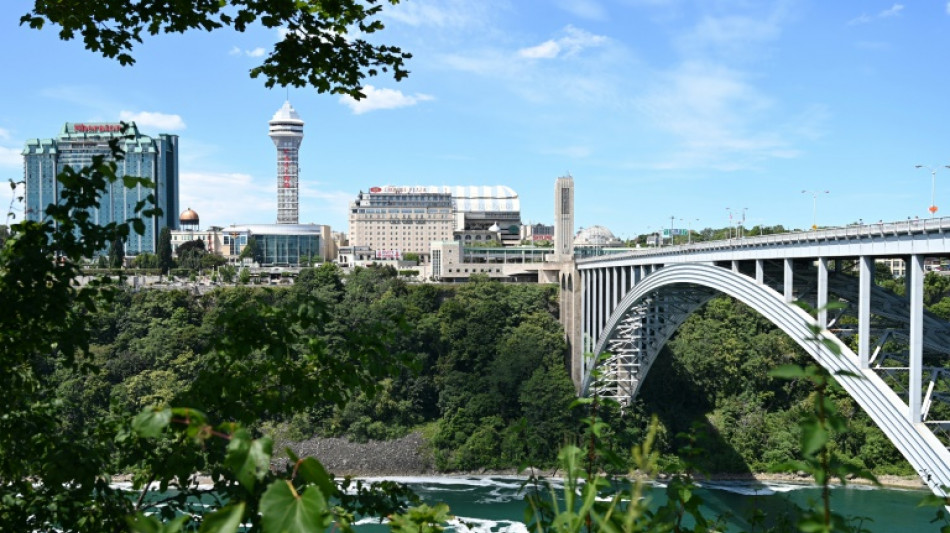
[{"xmin": 355, "ymin": 476, "xmax": 943, "ymax": 532}]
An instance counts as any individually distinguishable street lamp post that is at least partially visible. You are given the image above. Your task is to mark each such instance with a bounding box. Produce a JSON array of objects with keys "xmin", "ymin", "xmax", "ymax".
[
  {"xmin": 669, "ymin": 215, "xmax": 675, "ymax": 246},
  {"xmin": 680, "ymin": 217, "xmax": 699, "ymax": 244},
  {"xmin": 802, "ymin": 190, "xmax": 829, "ymax": 230},
  {"xmin": 914, "ymin": 164, "xmax": 950, "ymax": 217},
  {"xmin": 726, "ymin": 208, "xmax": 747, "ymax": 238}
]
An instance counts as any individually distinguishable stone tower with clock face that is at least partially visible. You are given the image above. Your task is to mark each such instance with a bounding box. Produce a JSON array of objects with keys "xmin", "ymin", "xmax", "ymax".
[{"xmin": 554, "ymin": 175, "xmax": 574, "ymax": 262}]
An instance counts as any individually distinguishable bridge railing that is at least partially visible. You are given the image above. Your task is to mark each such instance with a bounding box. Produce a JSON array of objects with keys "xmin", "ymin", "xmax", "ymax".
[{"xmin": 578, "ymin": 216, "xmax": 950, "ymax": 262}]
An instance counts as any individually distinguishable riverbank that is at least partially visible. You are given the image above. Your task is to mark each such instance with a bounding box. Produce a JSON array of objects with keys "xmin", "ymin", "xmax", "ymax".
[{"xmin": 280, "ymin": 432, "xmax": 925, "ymax": 491}]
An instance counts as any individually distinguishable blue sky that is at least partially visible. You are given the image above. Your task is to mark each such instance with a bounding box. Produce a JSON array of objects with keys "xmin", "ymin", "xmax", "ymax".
[{"xmin": 2, "ymin": 1, "xmax": 950, "ymax": 240}]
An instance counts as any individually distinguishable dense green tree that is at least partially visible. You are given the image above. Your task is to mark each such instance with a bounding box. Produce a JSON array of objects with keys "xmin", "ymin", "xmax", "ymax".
[
  {"xmin": 157, "ymin": 226, "xmax": 173, "ymax": 274},
  {"xmin": 108, "ymin": 235, "xmax": 125, "ymax": 268},
  {"xmin": 240, "ymin": 235, "xmax": 261, "ymax": 263}
]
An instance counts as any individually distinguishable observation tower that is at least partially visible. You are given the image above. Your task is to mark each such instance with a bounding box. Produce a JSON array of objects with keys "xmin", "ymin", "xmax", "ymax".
[{"xmin": 269, "ymin": 101, "xmax": 304, "ymax": 224}]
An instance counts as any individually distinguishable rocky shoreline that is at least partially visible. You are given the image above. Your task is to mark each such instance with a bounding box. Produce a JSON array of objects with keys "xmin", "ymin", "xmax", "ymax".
[{"xmin": 279, "ymin": 431, "xmax": 925, "ymax": 491}]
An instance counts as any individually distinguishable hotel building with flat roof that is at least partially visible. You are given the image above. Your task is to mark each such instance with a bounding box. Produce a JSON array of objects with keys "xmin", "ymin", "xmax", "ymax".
[
  {"xmin": 348, "ymin": 185, "xmax": 521, "ymax": 262},
  {"xmin": 22, "ymin": 122, "xmax": 179, "ymax": 255}
]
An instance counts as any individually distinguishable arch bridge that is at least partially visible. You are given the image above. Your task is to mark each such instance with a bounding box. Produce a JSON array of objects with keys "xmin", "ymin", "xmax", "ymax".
[{"xmin": 559, "ymin": 219, "xmax": 950, "ymax": 495}]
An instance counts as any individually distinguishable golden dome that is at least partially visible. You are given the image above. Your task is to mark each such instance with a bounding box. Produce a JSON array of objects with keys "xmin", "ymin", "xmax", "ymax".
[{"xmin": 179, "ymin": 208, "xmax": 200, "ymax": 224}]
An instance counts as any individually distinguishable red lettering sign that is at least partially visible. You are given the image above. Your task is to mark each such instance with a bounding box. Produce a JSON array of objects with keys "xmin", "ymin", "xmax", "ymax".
[
  {"xmin": 370, "ymin": 187, "xmax": 382, "ymax": 193},
  {"xmin": 73, "ymin": 123, "xmax": 122, "ymax": 133}
]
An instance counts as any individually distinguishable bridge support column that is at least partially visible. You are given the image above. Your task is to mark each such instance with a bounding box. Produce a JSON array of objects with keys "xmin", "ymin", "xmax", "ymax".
[
  {"xmin": 910, "ymin": 254, "xmax": 924, "ymax": 422},
  {"xmin": 858, "ymin": 256, "xmax": 872, "ymax": 369},
  {"xmin": 755, "ymin": 259, "xmax": 764, "ymax": 284},
  {"xmin": 731, "ymin": 260, "xmax": 739, "ymax": 273},
  {"xmin": 620, "ymin": 267, "xmax": 627, "ymax": 302},
  {"xmin": 608, "ymin": 267, "xmax": 623, "ymax": 308},
  {"xmin": 784, "ymin": 258, "xmax": 794, "ymax": 302},
  {"xmin": 817, "ymin": 257, "xmax": 828, "ymax": 329}
]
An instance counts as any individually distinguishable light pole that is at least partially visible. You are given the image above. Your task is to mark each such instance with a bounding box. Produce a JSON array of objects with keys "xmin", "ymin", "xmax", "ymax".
[
  {"xmin": 680, "ymin": 217, "xmax": 699, "ymax": 244},
  {"xmin": 914, "ymin": 164, "xmax": 950, "ymax": 217},
  {"xmin": 669, "ymin": 215, "xmax": 675, "ymax": 246},
  {"xmin": 802, "ymin": 190, "xmax": 829, "ymax": 230},
  {"xmin": 726, "ymin": 208, "xmax": 746, "ymax": 238}
]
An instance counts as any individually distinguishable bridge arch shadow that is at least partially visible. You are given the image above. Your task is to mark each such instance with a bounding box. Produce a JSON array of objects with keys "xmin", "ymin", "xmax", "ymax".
[{"xmin": 583, "ymin": 263, "xmax": 950, "ymax": 495}]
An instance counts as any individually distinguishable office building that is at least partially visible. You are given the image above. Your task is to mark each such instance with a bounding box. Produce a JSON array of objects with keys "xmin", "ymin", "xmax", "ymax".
[{"xmin": 22, "ymin": 122, "xmax": 179, "ymax": 255}]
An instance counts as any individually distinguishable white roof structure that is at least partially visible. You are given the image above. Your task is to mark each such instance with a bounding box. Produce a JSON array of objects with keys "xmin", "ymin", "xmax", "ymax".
[
  {"xmin": 370, "ymin": 185, "xmax": 520, "ymax": 212},
  {"xmin": 575, "ymin": 225, "xmax": 620, "ymax": 246},
  {"xmin": 270, "ymin": 100, "xmax": 303, "ymax": 123}
]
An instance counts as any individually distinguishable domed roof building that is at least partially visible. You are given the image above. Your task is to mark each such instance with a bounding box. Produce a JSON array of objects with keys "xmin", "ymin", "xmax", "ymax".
[
  {"xmin": 574, "ymin": 225, "xmax": 622, "ymax": 247},
  {"xmin": 179, "ymin": 207, "xmax": 200, "ymax": 230}
]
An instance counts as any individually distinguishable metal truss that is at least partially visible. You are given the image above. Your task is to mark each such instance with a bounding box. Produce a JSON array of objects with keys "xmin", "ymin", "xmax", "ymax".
[
  {"xmin": 582, "ymin": 263, "xmax": 950, "ymax": 496},
  {"xmin": 781, "ymin": 268, "xmax": 950, "ymax": 444},
  {"xmin": 586, "ymin": 286, "xmax": 716, "ymax": 405}
]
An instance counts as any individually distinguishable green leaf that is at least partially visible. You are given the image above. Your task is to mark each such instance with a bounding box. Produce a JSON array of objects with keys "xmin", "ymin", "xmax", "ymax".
[
  {"xmin": 800, "ymin": 420, "xmax": 828, "ymax": 456},
  {"xmin": 132, "ymin": 406, "xmax": 172, "ymax": 438},
  {"xmin": 918, "ymin": 493, "xmax": 950, "ymax": 507},
  {"xmin": 127, "ymin": 513, "xmax": 190, "ymax": 533},
  {"xmin": 199, "ymin": 502, "xmax": 246, "ymax": 533},
  {"xmin": 260, "ymin": 480, "xmax": 332, "ymax": 533},
  {"xmin": 295, "ymin": 457, "xmax": 337, "ymax": 499},
  {"xmin": 769, "ymin": 364, "xmax": 807, "ymax": 379},
  {"xmin": 225, "ymin": 429, "xmax": 272, "ymax": 491}
]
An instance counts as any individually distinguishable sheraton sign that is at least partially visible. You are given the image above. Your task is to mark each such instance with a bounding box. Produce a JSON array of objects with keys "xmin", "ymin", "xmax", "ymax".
[{"xmin": 73, "ymin": 124, "xmax": 123, "ymax": 133}]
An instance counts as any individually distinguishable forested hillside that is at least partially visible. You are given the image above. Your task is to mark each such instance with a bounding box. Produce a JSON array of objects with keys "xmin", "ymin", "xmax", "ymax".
[{"xmin": 54, "ymin": 262, "xmax": 926, "ymax": 477}]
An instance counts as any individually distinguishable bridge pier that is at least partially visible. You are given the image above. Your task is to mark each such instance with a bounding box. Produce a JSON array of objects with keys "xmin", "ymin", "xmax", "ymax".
[
  {"xmin": 858, "ymin": 255, "xmax": 872, "ymax": 369},
  {"xmin": 910, "ymin": 254, "xmax": 924, "ymax": 423}
]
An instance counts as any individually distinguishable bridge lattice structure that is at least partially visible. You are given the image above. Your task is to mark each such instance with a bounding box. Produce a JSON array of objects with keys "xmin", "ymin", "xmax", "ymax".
[{"xmin": 563, "ymin": 218, "xmax": 950, "ymax": 496}]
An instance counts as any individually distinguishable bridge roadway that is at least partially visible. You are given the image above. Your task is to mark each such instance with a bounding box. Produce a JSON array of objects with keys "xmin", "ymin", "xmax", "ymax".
[{"xmin": 560, "ymin": 217, "xmax": 950, "ymax": 496}]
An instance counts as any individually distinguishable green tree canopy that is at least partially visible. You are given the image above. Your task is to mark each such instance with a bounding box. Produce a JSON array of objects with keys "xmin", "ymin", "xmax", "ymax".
[{"xmin": 23, "ymin": 0, "xmax": 411, "ymax": 97}]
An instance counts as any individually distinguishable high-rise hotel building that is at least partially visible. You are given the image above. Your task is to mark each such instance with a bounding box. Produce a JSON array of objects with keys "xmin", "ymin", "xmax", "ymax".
[
  {"xmin": 269, "ymin": 101, "xmax": 304, "ymax": 224},
  {"xmin": 348, "ymin": 185, "xmax": 521, "ymax": 261},
  {"xmin": 22, "ymin": 122, "xmax": 179, "ymax": 254}
]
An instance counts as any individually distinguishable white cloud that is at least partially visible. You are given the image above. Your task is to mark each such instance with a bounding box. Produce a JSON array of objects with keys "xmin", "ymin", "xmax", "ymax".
[
  {"xmin": 946, "ymin": 2, "xmax": 950, "ymax": 15},
  {"xmin": 638, "ymin": 62, "xmax": 798, "ymax": 170},
  {"xmin": 385, "ymin": 0, "xmax": 492, "ymax": 28},
  {"xmin": 0, "ymin": 146, "xmax": 22, "ymax": 168},
  {"xmin": 556, "ymin": 0, "xmax": 606, "ymax": 20},
  {"xmin": 879, "ymin": 4, "xmax": 904, "ymax": 18},
  {"xmin": 118, "ymin": 111, "xmax": 187, "ymax": 131},
  {"xmin": 339, "ymin": 85, "xmax": 434, "ymax": 114},
  {"xmin": 849, "ymin": 4, "xmax": 904, "ymax": 25},
  {"xmin": 179, "ymin": 171, "xmax": 274, "ymax": 226},
  {"xmin": 519, "ymin": 40, "xmax": 561, "ymax": 59},
  {"xmin": 229, "ymin": 46, "xmax": 269, "ymax": 58},
  {"xmin": 0, "ymin": 128, "xmax": 10, "ymax": 141},
  {"xmin": 518, "ymin": 26, "xmax": 607, "ymax": 60}
]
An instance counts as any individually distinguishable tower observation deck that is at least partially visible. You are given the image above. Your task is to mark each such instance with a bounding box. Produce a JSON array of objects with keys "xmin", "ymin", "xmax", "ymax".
[{"xmin": 269, "ymin": 101, "xmax": 304, "ymax": 224}]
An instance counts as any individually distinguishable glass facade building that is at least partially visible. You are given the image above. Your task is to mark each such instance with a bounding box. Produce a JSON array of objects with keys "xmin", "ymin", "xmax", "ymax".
[
  {"xmin": 226, "ymin": 224, "xmax": 324, "ymax": 266},
  {"xmin": 22, "ymin": 122, "xmax": 179, "ymax": 254}
]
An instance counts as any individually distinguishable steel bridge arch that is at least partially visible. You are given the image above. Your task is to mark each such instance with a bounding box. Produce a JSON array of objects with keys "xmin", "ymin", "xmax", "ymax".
[{"xmin": 583, "ymin": 263, "xmax": 950, "ymax": 495}]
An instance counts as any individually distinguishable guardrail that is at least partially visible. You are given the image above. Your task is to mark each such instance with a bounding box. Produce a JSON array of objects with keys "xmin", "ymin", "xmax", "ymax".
[{"xmin": 578, "ymin": 217, "xmax": 950, "ymax": 263}]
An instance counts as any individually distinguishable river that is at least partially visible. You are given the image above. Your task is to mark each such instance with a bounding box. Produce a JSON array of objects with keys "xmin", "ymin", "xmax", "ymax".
[{"xmin": 353, "ymin": 476, "xmax": 942, "ymax": 532}]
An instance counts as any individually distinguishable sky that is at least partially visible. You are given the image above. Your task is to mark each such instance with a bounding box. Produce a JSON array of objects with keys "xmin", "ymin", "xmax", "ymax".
[{"xmin": 2, "ymin": 1, "xmax": 950, "ymax": 240}]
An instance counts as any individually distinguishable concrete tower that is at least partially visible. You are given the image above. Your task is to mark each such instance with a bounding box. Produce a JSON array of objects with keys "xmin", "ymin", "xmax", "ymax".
[
  {"xmin": 269, "ymin": 101, "xmax": 304, "ymax": 224},
  {"xmin": 554, "ymin": 175, "xmax": 574, "ymax": 261}
]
